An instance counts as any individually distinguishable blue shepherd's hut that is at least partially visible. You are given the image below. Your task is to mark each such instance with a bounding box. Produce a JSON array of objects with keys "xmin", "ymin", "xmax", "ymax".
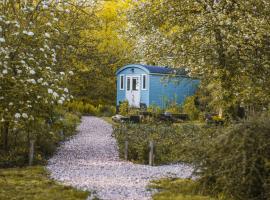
[{"xmin": 116, "ymin": 64, "xmax": 199, "ymax": 108}]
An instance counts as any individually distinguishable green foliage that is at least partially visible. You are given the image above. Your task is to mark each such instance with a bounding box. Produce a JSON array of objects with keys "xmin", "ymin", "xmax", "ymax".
[
  {"xmin": 151, "ymin": 178, "xmax": 220, "ymax": 200},
  {"xmin": 131, "ymin": 0, "xmax": 270, "ymax": 117},
  {"xmin": 197, "ymin": 114, "xmax": 270, "ymax": 200},
  {"xmin": 113, "ymin": 122, "xmax": 207, "ymax": 164},
  {"xmin": 147, "ymin": 104, "xmax": 163, "ymax": 116},
  {"xmin": 67, "ymin": 101, "xmax": 115, "ymax": 117},
  {"xmin": 165, "ymin": 102, "xmax": 183, "ymax": 114},
  {"xmin": 119, "ymin": 101, "xmax": 129, "ymax": 116},
  {"xmin": 0, "ymin": 109, "xmax": 80, "ymax": 167},
  {"xmin": 0, "ymin": 166, "xmax": 89, "ymax": 200},
  {"xmin": 115, "ymin": 114, "xmax": 270, "ymax": 200},
  {"xmin": 183, "ymin": 96, "xmax": 200, "ymax": 121}
]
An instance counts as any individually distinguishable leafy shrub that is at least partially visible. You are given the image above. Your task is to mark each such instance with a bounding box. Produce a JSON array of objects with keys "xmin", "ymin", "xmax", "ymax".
[
  {"xmin": 198, "ymin": 114, "xmax": 270, "ymax": 200},
  {"xmin": 97, "ymin": 104, "xmax": 116, "ymax": 117},
  {"xmin": 119, "ymin": 101, "xmax": 129, "ymax": 116},
  {"xmin": 67, "ymin": 101, "xmax": 115, "ymax": 116},
  {"xmin": 113, "ymin": 122, "xmax": 208, "ymax": 164},
  {"xmin": 183, "ymin": 96, "xmax": 200, "ymax": 120},
  {"xmin": 165, "ymin": 102, "xmax": 183, "ymax": 114},
  {"xmin": 0, "ymin": 109, "xmax": 81, "ymax": 167}
]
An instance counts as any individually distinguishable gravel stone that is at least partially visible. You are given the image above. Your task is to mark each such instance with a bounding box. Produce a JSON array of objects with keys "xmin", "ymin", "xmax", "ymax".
[{"xmin": 47, "ymin": 116, "xmax": 193, "ymax": 200}]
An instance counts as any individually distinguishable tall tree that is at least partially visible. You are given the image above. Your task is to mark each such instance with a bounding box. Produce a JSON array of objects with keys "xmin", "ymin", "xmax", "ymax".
[{"xmin": 130, "ymin": 0, "xmax": 270, "ymax": 116}]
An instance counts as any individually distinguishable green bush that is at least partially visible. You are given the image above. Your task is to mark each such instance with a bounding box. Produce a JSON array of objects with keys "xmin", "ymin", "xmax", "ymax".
[
  {"xmin": 67, "ymin": 101, "xmax": 115, "ymax": 116},
  {"xmin": 119, "ymin": 101, "xmax": 129, "ymax": 116},
  {"xmin": 0, "ymin": 109, "xmax": 81, "ymax": 167},
  {"xmin": 183, "ymin": 96, "xmax": 200, "ymax": 120},
  {"xmin": 97, "ymin": 104, "xmax": 116, "ymax": 117},
  {"xmin": 113, "ymin": 122, "xmax": 208, "ymax": 164},
  {"xmin": 197, "ymin": 114, "xmax": 270, "ymax": 200}
]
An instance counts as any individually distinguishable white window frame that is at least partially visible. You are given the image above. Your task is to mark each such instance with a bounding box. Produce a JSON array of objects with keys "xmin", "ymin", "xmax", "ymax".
[
  {"xmin": 120, "ymin": 75, "xmax": 124, "ymax": 90},
  {"xmin": 142, "ymin": 74, "xmax": 148, "ymax": 90}
]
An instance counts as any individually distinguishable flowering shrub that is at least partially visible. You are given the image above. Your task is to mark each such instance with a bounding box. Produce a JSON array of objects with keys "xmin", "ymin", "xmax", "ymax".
[{"xmin": 0, "ymin": 1, "xmax": 76, "ymax": 166}]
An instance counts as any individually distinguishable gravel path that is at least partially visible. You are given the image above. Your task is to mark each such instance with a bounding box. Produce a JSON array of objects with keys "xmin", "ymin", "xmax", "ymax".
[{"xmin": 47, "ymin": 116, "xmax": 193, "ymax": 200}]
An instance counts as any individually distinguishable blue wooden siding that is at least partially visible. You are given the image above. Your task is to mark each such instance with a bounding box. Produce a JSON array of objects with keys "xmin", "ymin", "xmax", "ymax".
[
  {"xmin": 149, "ymin": 75, "xmax": 199, "ymax": 108},
  {"xmin": 116, "ymin": 66, "xmax": 149, "ymax": 105}
]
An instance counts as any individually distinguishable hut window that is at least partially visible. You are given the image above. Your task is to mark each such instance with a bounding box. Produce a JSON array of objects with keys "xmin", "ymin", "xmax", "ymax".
[
  {"xmin": 127, "ymin": 77, "xmax": 131, "ymax": 91},
  {"xmin": 120, "ymin": 75, "xmax": 124, "ymax": 90},
  {"xmin": 142, "ymin": 74, "xmax": 147, "ymax": 90}
]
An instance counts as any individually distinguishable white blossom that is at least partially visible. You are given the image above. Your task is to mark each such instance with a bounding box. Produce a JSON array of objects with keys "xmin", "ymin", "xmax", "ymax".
[
  {"xmin": 44, "ymin": 33, "xmax": 50, "ymax": 38},
  {"xmin": 48, "ymin": 88, "xmax": 53, "ymax": 94},
  {"xmin": 22, "ymin": 113, "xmax": 28, "ymax": 118},
  {"xmin": 37, "ymin": 78, "xmax": 43, "ymax": 83},
  {"xmin": 69, "ymin": 71, "xmax": 74, "ymax": 75},
  {"xmin": 64, "ymin": 88, "xmax": 69, "ymax": 93},
  {"xmin": 15, "ymin": 113, "xmax": 21, "ymax": 118},
  {"xmin": 53, "ymin": 92, "xmax": 59, "ymax": 99},
  {"xmin": 29, "ymin": 69, "xmax": 35, "ymax": 75},
  {"xmin": 57, "ymin": 99, "xmax": 63, "ymax": 104},
  {"xmin": 2, "ymin": 69, "xmax": 7, "ymax": 74},
  {"xmin": 0, "ymin": 37, "xmax": 5, "ymax": 43},
  {"xmin": 60, "ymin": 72, "xmax": 65, "ymax": 75}
]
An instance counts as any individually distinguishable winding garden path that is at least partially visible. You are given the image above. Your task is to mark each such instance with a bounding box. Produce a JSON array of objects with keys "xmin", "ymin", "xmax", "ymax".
[{"xmin": 47, "ymin": 116, "xmax": 193, "ymax": 200}]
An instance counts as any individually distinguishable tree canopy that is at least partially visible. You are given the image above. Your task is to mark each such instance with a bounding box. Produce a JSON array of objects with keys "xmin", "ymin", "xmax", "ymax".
[{"xmin": 130, "ymin": 0, "xmax": 270, "ymax": 115}]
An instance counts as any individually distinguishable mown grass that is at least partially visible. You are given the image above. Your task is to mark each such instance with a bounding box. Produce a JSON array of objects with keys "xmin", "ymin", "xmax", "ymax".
[
  {"xmin": 0, "ymin": 166, "xmax": 89, "ymax": 200},
  {"xmin": 150, "ymin": 178, "xmax": 221, "ymax": 200}
]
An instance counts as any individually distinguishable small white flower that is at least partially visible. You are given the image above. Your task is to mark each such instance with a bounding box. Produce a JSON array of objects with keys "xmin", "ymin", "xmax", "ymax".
[
  {"xmin": 37, "ymin": 78, "xmax": 43, "ymax": 83},
  {"xmin": 17, "ymin": 69, "xmax": 22, "ymax": 74},
  {"xmin": 46, "ymin": 22, "xmax": 52, "ymax": 26},
  {"xmin": 27, "ymin": 31, "xmax": 34, "ymax": 36},
  {"xmin": 64, "ymin": 88, "xmax": 69, "ymax": 93},
  {"xmin": 29, "ymin": 79, "xmax": 36, "ymax": 84},
  {"xmin": 44, "ymin": 33, "xmax": 50, "ymax": 38},
  {"xmin": 0, "ymin": 96, "xmax": 4, "ymax": 100},
  {"xmin": 0, "ymin": 37, "xmax": 5, "ymax": 43},
  {"xmin": 29, "ymin": 69, "xmax": 35, "ymax": 75},
  {"xmin": 22, "ymin": 113, "xmax": 28, "ymax": 118},
  {"xmin": 57, "ymin": 99, "xmax": 63, "ymax": 104},
  {"xmin": 53, "ymin": 92, "xmax": 59, "ymax": 98},
  {"xmin": 48, "ymin": 88, "xmax": 53, "ymax": 94},
  {"xmin": 2, "ymin": 69, "xmax": 7, "ymax": 74},
  {"xmin": 68, "ymin": 71, "xmax": 74, "ymax": 75},
  {"xmin": 60, "ymin": 72, "xmax": 65, "ymax": 75},
  {"xmin": 40, "ymin": 48, "xmax": 44, "ymax": 52},
  {"xmin": 9, "ymin": 102, "xmax": 13, "ymax": 106},
  {"xmin": 15, "ymin": 113, "xmax": 21, "ymax": 118}
]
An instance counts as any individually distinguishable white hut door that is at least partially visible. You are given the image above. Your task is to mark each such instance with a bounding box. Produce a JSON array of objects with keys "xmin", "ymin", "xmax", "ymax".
[{"xmin": 126, "ymin": 76, "xmax": 140, "ymax": 107}]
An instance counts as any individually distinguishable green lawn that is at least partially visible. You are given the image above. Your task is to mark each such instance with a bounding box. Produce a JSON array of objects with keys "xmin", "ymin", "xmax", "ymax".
[
  {"xmin": 151, "ymin": 178, "xmax": 220, "ymax": 200},
  {"xmin": 0, "ymin": 166, "xmax": 89, "ymax": 200}
]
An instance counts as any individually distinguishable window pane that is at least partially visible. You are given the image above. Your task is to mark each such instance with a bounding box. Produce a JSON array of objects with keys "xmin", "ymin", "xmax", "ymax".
[
  {"xmin": 132, "ymin": 78, "xmax": 137, "ymax": 91},
  {"xmin": 127, "ymin": 78, "xmax": 130, "ymax": 91},
  {"xmin": 120, "ymin": 76, "xmax": 124, "ymax": 89},
  {"xmin": 143, "ymin": 75, "xmax": 146, "ymax": 89}
]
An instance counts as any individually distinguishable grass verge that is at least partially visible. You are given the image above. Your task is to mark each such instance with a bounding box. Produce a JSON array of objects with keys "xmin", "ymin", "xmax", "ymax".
[
  {"xmin": 0, "ymin": 166, "xmax": 89, "ymax": 200},
  {"xmin": 150, "ymin": 178, "xmax": 220, "ymax": 200}
]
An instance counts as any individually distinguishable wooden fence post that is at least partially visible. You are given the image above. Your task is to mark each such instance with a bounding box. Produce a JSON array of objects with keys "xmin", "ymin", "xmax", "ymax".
[
  {"xmin": 124, "ymin": 140, "xmax": 128, "ymax": 160},
  {"xmin": 149, "ymin": 141, "xmax": 154, "ymax": 166},
  {"xmin": 29, "ymin": 140, "xmax": 35, "ymax": 166}
]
